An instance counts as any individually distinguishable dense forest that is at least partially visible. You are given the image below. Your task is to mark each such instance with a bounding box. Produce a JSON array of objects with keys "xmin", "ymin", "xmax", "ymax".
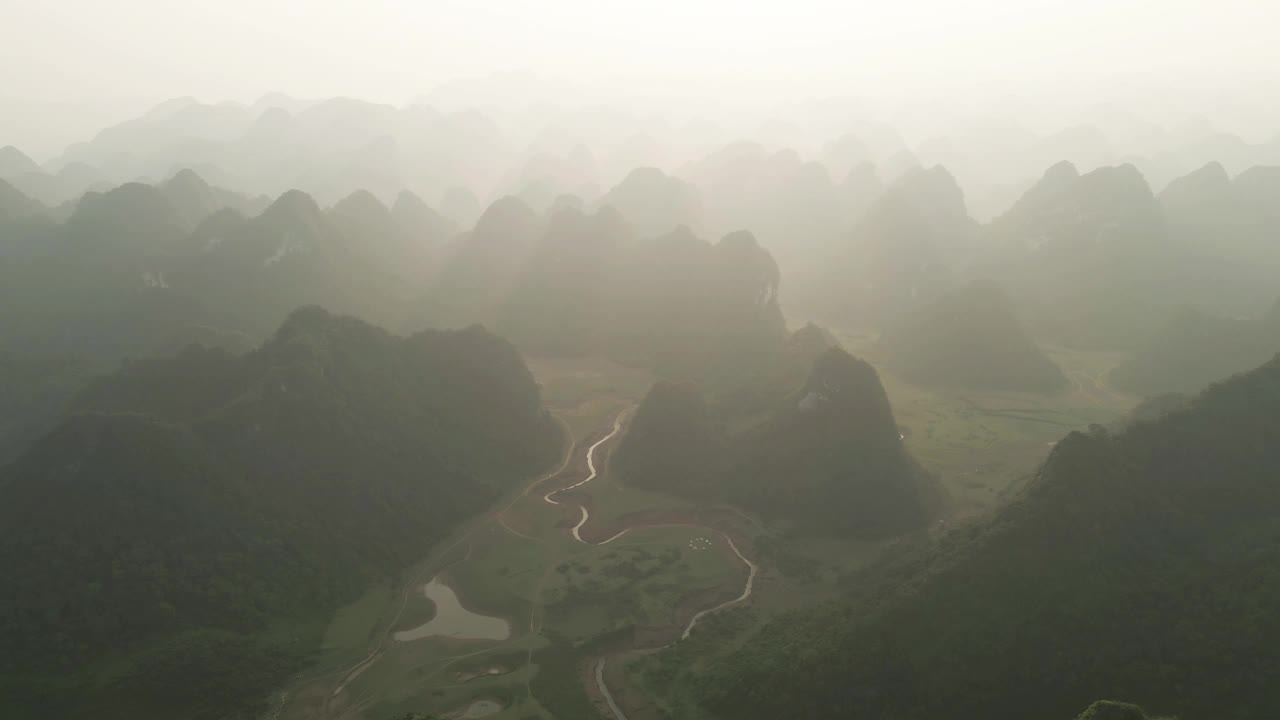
[
  {"xmin": 882, "ymin": 281, "xmax": 1067, "ymax": 392},
  {"xmin": 0, "ymin": 307, "xmax": 560, "ymax": 719},
  {"xmin": 667, "ymin": 351, "xmax": 1280, "ymax": 720},
  {"xmin": 1111, "ymin": 300, "xmax": 1280, "ymax": 395},
  {"xmin": 615, "ymin": 345, "xmax": 939, "ymax": 537}
]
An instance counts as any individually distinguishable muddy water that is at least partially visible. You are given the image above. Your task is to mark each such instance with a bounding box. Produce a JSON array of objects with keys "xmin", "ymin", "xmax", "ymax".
[{"xmin": 393, "ymin": 577, "xmax": 510, "ymax": 642}]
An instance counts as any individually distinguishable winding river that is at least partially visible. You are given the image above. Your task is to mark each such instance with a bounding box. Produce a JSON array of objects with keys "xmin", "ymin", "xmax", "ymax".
[
  {"xmin": 541, "ymin": 411, "xmax": 759, "ymax": 720},
  {"xmin": 324, "ymin": 410, "xmax": 755, "ymax": 720}
]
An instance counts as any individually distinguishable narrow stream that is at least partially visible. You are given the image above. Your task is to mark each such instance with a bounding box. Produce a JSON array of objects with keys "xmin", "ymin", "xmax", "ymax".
[
  {"xmin": 540, "ymin": 411, "xmax": 759, "ymax": 720},
  {"xmin": 595, "ymin": 657, "xmax": 629, "ymax": 720},
  {"xmin": 680, "ymin": 533, "xmax": 758, "ymax": 640}
]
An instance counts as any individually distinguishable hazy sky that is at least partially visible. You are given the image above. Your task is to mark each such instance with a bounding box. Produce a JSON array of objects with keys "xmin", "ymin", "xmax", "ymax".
[
  {"xmin": 2, "ymin": 0, "xmax": 1279, "ymax": 159},
  {"xmin": 3, "ymin": 0, "xmax": 1278, "ymax": 104}
]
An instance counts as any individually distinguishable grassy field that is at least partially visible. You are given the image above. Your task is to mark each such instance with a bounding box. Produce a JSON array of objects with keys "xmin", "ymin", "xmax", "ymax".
[
  {"xmin": 839, "ymin": 332, "xmax": 1137, "ymax": 518},
  {"xmin": 274, "ymin": 340, "xmax": 1139, "ymax": 720},
  {"xmin": 541, "ymin": 526, "xmax": 747, "ymax": 642},
  {"xmin": 275, "ymin": 354, "xmax": 752, "ymax": 720}
]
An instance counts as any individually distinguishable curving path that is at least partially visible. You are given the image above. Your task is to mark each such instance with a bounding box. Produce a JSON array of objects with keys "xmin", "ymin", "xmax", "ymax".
[
  {"xmin": 323, "ymin": 416, "xmax": 576, "ymax": 707},
  {"xmin": 540, "ymin": 410, "xmax": 758, "ymax": 720},
  {"xmin": 323, "ymin": 410, "xmax": 756, "ymax": 720},
  {"xmin": 680, "ymin": 534, "xmax": 757, "ymax": 640}
]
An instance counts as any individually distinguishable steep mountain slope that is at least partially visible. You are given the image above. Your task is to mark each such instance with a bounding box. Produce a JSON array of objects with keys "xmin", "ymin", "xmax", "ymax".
[
  {"xmin": 423, "ymin": 195, "xmax": 543, "ymax": 328},
  {"xmin": 0, "ymin": 181, "xmax": 246, "ymax": 365},
  {"xmin": 499, "ymin": 205, "xmax": 631, "ymax": 353},
  {"xmin": 0, "ymin": 307, "xmax": 560, "ymax": 720},
  {"xmin": 683, "ymin": 350, "xmax": 1280, "ymax": 720},
  {"xmin": 174, "ymin": 186, "xmax": 442, "ymax": 337},
  {"xmin": 727, "ymin": 348, "xmax": 935, "ymax": 536},
  {"xmin": 615, "ymin": 347, "xmax": 936, "ymax": 538},
  {"xmin": 1111, "ymin": 301, "xmax": 1280, "ymax": 395},
  {"xmin": 883, "ymin": 282, "xmax": 1067, "ymax": 392},
  {"xmin": 0, "ymin": 145, "xmax": 41, "ymax": 177},
  {"xmin": 0, "ymin": 177, "xmax": 45, "ymax": 222},
  {"xmin": 159, "ymin": 168, "xmax": 268, "ymax": 230},
  {"xmin": 821, "ymin": 165, "xmax": 979, "ymax": 326},
  {"xmin": 1159, "ymin": 162, "xmax": 1280, "ymax": 314},
  {"xmin": 611, "ymin": 380, "xmax": 723, "ymax": 498},
  {"xmin": 678, "ymin": 142, "xmax": 872, "ymax": 271},
  {"xmin": 608, "ymin": 227, "xmax": 787, "ymax": 381},
  {"xmin": 982, "ymin": 162, "xmax": 1170, "ymax": 348},
  {"xmin": 0, "ymin": 351, "xmax": 91, "ymax": 464},
  {"xmin": 596, "ymin": 166, "xmax": 702, "ymax": 239},
  {"xmin": 419, "ymin": 193, "xmax": 788, "ymax": 380}
]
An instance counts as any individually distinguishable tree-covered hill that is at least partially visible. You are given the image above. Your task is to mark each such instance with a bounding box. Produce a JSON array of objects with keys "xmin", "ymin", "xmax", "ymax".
[
  {"xmin": 883, "ymin": 281, "xmax": 1067, "ymax": 392},
  {"xmin": 614, "ymin": 346, "xmax": 937, "ymax": 538},
  {"xmin": 0, "ymin": 307, "xmax": 560, "ymax": 720},
  {"xmin": 595, "ymin": 166, "xmax": 702, "ymax": 239},
  {"xmin": 1159, "ymin": 162, "xmax": 1280, "ymax": 313},
  {"xmin": 1111, "ymin": 300, "xmax": 1280, "ymax": 396},
  {"xmin": 981, "ymin": 162, "xmax": 1173, "ymax": 348},
  {"xmin": 422, "ymin": 195, "xmax": 544, "ymax": 329},
  {"xmin": 725, "ymin": 347, "xmax": 936, "ymax": 536},
  {"xmin": 818, "ymin": 165, "xmax": 979, "ymax": 326},
  {"xmin": 610, "ymin": 379, "xmax": 724, "ymax": 498},
  {"xmin": 678, "ymin": 350, "xmax": 1280, "ymax": 720}
]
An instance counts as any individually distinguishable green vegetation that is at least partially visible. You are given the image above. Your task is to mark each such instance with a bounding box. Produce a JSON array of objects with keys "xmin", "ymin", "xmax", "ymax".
[
  {"xmin": 727, "ymin": 347, "xmax": 937, "ymax": 536},
  {"xmin": 816, "ymin": 165, "xmax": 979, "ymax": 327},
  {"xmin": 263, "ymin": 356, "xmax": 755, "ymax": 720},
  {"xmin": 0, "ymin": 307, "xmax": 561, "ymax": 720},
  {"xmin": 543, "ymin": 527, "xmax": 745, "ymax": 641},
  {"xmin": 323, "ymin": 584, "xmax": 394, "ymax": 653},
  {"xmin": 1073, "ymin": 700, "xmax": 1167, "ymax": 720},
  {"xmin": 616, "ymin": 346, "xmax": 938, "ymax": 537},
  {"xmin": 983, "ymin": 162, "xmax": 1170, "ymax": 348},
  {"xmin": 528, "ymin": 640, "xmax": 603, "ymax": 720},
  {"xmin": 883, "ymin": 281, "xmax": 1067, "ymax": 392},
  {"xmin": 673, "ymin": 352, "xmax": 1280, "ymax": 720},
  {"xmin": 0, "ymin": 350, "xmax": 94, "ymax": 464},
  {"xmin": 12, "ymin": 104, "xmax": 1280, "ymax": 720},
  {"xmin": 1110, "ymin": 301, "xmax": 1280, "ymax": 396},
  {"xmin": 610, "ymin": 380, "xmax": 721, "ymax": 497}
]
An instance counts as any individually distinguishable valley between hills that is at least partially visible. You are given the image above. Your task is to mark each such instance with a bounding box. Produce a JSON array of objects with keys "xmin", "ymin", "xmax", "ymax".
[{"xmin": 270, "ymin": 343, "xmax": 1135, "ymax": 720}]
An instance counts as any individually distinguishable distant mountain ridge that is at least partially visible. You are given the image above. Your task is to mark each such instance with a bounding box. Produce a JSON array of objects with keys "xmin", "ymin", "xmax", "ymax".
[
  {"xmin": 883, "ymin": 281, "xmax": 1067, "ymax": 392},
  {"xmin": 1111, "ymin": 300, "xmax": 1280, "ymax": 395}
]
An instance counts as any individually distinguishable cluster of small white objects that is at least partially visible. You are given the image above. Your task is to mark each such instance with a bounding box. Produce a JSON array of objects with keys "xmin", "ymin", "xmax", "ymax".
[{"xmin": 687, "ymin": 536, "xmax": 713, "ymax": 550}]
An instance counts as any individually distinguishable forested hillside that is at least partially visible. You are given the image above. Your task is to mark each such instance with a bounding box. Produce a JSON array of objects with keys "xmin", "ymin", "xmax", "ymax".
[
  {"xmin": 615, "ymin": 346, "xmax": 937, "ymax": 537},
  {"xmin": 982, "ymin": 162, "xmax": 1172, "ymax": 348},
  {"xmin": 0, "ymin": 307, "xmax": 560, "ymax": 720},
  {"xmin": 675, "ymin": 351, "xmax": 1280, "ymax": 720},
  {"xmin": 883, "ymin": 281, "xmax": 1067, "ymax": 392},
  {"xmin": 1111, "ymin": 300, "xmax": 1280, "ymax": 395}
]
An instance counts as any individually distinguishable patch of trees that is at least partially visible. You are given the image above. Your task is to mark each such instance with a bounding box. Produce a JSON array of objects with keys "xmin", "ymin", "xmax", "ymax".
[
  {"xmin": 673, "ymin": 351, "xmax": 1280, "ymax": 720},
  {"xmin": 1111, "ymin": 300, "xmax": 1280, "ymax": 395},
  {"xmin": 882, "ymin": 281, "xmax": 1067, "ymax": 392},
  {"xmin": 614, "ymin": 346, "xmax": 938, "ymax": 538},
  {"xmin": 0, "ymin": 307, "xmax": 560, "ymax": 719}
]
